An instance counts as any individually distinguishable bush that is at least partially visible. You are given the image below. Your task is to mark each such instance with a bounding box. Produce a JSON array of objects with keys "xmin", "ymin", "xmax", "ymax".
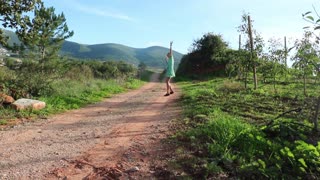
[
  {"xmin": 64, "ymin": 64, "xmax": 94, "ymax": 82},
  {"xmin": 0, "ymin": 66, "xmax": 15, "ymax": 81},
  {"xmin": 0, "ymin": 66, "xmax": 16, "ymax": 93}
]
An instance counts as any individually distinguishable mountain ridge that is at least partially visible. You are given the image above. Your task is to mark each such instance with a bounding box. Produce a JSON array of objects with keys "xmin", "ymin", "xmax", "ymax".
[
  {"xmin": 61, "ymin": 41, "xmax": 183, "ymax": 68},
  {"xmin": 2, "ymin": 29, "xmax": 183, "ymax": 68}
]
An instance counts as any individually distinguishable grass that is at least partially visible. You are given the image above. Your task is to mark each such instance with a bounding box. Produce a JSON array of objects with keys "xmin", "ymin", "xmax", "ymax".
[
  {"xmin": 0, "ymin": 119, "xmax": 8, "ymax": 125},
  {"xmin": 0, "ymin": 77, "xmax": 145, "ymax": 126},
  {"xmin": 171, "ymin": 77, "xmax": 320, "ymax": 179},
  {"xmin": 0, "ymin": 107, "xmax": 23, "ymax": 123},
  {"xmin": 40, "ymin": 78, "xmax": 144, "ymax": 115}
]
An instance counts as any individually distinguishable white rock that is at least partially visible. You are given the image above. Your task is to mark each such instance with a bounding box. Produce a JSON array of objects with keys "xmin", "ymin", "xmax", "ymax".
[{"xmin": 11, "ymin": 98, "xmax": 46, "ymax": 110}]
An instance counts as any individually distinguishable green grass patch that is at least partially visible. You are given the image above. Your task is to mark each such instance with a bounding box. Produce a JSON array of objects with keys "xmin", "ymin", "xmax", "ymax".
[
  {"xmin": 172, "ymin": 77, "xmax": 320, "ymax": 179},
  {"xmin": 0, "ymin": 78, "xmax": 144, "ymax": 123},
  {"xmin": 39, "ymin": 78, "xmax": 144, "ymax": 115},
  {"xmin": 0, "ymin": 119, "xmax": 8, "ymax": 125},
  {"xmin": 125, "ymin": 78, "xmax": 144, "ymax": 89}
]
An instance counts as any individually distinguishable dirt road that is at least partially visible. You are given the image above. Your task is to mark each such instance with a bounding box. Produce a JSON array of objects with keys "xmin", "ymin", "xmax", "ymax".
[{"xmin": 0, "ymin": 73, "xmax": 181, "ymax": 179}]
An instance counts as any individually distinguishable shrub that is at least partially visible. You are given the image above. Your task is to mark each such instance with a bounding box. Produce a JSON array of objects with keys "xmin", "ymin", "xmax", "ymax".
[
  {"xmin": 64, "ymin": 64, "xmax": 94, "ymax": 82},
  {"xmin": 0, "ymin": 66, "xmax": 15, "ymax": 81}
]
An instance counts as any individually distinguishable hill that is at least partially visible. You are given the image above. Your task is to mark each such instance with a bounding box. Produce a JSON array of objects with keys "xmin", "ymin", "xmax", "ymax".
[
  {"xmin": 2, "ymin": 29, "xmax": 21, "ymax": 46},
  {"xmin": 2, "ymin": 29, "xmax": 183, "ymax": 69},
  {"xmin": 61, "ymin": 41, "xmax": 183, "ymax": 69}
]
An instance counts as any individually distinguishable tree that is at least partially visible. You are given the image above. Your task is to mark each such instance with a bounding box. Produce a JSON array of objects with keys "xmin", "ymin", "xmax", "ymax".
[
  {"xmin": 303, "ymin": 8, "xmax": 320, "ymax": 43},
  {"xmin": 0, "ymin": 0, "xmax": 41, "ymax": 47},
  {"xmin": 16, "ymin": 2, "xmax": 74, "ymax": 62},
  {"xmin": 247, "ymin": 15, "xmax": 258, "ymax": 90},
  {"xmin": 302, "ymin": 8, "xmax": 320, "ymax": 132},
  {"xmin": 225, "ymin": 35, "xmax": 251, "ymax": 81},
  {"xmin": 225, "ymin": 49, "xmax": 250, "ymax": 79},
  {"xmin": 238, "ymin": 12, "xmax": 265, "ymax": 89},
  {"xmin": 266, "ymin": 38, "xmax": 287, "ymax": 92},
  {"xmin": 258, "ymin": 55, "xmax": 274, "ymax": 83},
  {"xmin": 292, "ymin": 31, "xmax": 319, "ymax": 96},
  {"xmin": 176, "ymin": 33, "xmax": 228, "ymax": 77},
  {"xmin": 225, "ymin": 49, "xmax": 238, "ymax": 78},
  {"xmin": 191, "ymin": 32, "xmax": 228, "ymax": 60}
]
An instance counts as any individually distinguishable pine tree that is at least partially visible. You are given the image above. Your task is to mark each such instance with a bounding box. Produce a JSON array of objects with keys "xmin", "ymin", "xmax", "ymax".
[
  {"xmin": 0, "ymin": 0, "xmax": 41, "ymax": 47},
  {"xmin": 16, "ymin": 2, "xmax": 74, "ymax": 62}
]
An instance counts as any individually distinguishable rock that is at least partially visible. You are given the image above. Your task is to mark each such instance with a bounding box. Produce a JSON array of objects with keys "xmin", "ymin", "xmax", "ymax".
[
  {"xmin": 0, "ymin": 93, "xmax": 15, "ymax": 104},
  {"xmin": 125, "ymin": 166, "xmax": 140, "ymax": 173},
  {"xmin": 11, "ymin": 98, "xmax": 46, "ymax": 110},
  {"xmin": 4, "ymin": 96, "xmax": 15, "ymax": 104}
]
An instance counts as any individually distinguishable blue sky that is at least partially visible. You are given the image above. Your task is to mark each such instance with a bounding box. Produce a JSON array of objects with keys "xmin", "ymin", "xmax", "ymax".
[{"xmin": 42, "ymin": 0, "xmax": 319, "ymax": 54}]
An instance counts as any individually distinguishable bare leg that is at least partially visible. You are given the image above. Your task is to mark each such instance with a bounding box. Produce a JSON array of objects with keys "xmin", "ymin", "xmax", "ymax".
[
  {"xmin": 169, "ymin": 82, "xmax": 174, "ymax": 93},
  {"xmin": 165, "ymin": 77, "xmax": 171, "ymax": 95}
]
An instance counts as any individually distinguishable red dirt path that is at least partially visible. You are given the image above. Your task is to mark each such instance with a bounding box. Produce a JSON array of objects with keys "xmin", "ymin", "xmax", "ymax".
[{"xmin": 0, "ymin": 73, "xmax": 181, "ymax": 179}]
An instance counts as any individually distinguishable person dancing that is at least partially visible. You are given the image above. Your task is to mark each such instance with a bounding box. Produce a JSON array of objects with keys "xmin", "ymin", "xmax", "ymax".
[{"xmin": 164, "ymin": 41, "xmax": 175, "ymax": 96}]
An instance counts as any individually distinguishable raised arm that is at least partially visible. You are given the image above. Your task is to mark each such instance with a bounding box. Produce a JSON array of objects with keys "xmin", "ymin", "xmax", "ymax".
[{"xmin": 169, "ymin": 41, "xmax": 173, "ymax": 56}]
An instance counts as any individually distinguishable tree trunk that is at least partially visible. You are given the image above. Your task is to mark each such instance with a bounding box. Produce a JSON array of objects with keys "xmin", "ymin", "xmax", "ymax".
[
  {"xmin": 248, "ymin": 16, "xmax": 257, "ymax": 89},
  {"xmin": 39, "ymin": 46, "xmax": 46, "ymax": 72},
  {"xmin": 41, "ymin": 46, "xmax": 45, "ymax": 61},
  {"xmin": 253, "ymin": 64, "xmax": 257, "ymax": 89}
]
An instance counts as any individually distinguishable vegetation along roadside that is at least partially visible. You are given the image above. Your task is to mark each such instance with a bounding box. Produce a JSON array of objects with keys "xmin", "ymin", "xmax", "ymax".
[
  {"xmin": 162, "ymin": 13, "xmax": 320, "ymax": 179},
  {"xmin": 0, "ymin": 58, "xmax": 149, "ymax": 128}
]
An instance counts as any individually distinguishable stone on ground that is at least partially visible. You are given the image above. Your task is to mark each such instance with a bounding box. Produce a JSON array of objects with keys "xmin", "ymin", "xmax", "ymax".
[
  {"xmin": 0, "ymin": 93, "xmax": 15, "ymax": 104},
  {"xmin": 11, "ymin": 98, "xmax": 46, "ymax": 110}
]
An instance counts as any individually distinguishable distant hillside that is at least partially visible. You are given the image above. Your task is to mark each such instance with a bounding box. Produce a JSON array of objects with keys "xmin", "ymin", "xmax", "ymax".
[
  {"xmin": 2, "ymin": 29, "xmax": 21, "ymax": 46},
  {"xmin": 2, "ymin": 29, "xmax": 183, "ymax": 69},
  {"xmin": 61, "ymin": 41, "xmax": 183, "ymax": 69}
]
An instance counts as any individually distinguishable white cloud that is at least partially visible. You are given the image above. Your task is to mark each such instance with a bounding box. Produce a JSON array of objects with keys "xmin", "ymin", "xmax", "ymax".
[
  {"xmin": 68, "ymin": 0, "xmax": 135, "ymax": 22},
  {"xmin": 77, "ymin": 6, "xmax": 135, "ymax": 22}
]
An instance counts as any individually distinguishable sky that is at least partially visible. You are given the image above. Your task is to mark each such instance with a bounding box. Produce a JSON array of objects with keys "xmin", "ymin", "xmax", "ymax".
[{"xmin": 42, "ymin": 0, "xmax": 320, "ymax": 54}]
